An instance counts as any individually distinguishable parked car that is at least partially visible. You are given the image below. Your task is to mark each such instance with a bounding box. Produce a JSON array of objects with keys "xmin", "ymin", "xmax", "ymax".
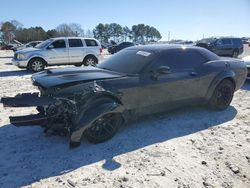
[
  {"xmin": 1, "ymin": 45, "xmax": 247, "ymax": 148},
  {"xmin": 242, "ymin": 56, "xmax": 250, "ymax": 79},
  {"xmin": 12, "ymin": 37, "xmax": 103, "ymax": 72},
  {"xmin": 108, "ymin": 42, "xmax": 134, "ymax": 54},
  {"xmin": 0, "ymin": 43, "xmax": 20, "ymax": 50},
  {"xmin": 196, "ymin": 37, "xmax": 243, "ymax": 58},
  {"xmin": 12, "ymin": 41, "xmax": 43, "ymax": 52}
]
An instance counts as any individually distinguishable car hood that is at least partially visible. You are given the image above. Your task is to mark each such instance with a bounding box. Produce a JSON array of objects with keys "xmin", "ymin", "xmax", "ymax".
[
  {"xmin": 32, "ymin": 66, "xmax": 126, "ymax": 88},
  {"xmin": 16, "ymin": 47, "xmax": 40, "ymax": 53}
]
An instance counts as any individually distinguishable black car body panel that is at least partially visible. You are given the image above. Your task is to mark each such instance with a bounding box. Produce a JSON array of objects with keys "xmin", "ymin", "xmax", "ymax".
[{"xmin": 1, "ymin": 45, "xmax": 247, "ymax": 148}]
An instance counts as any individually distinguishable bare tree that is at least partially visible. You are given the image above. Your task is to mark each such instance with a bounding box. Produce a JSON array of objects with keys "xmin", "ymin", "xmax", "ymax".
[{"xmin": 56, "ymin": 23, "xmax": 84, "ymax": 37}]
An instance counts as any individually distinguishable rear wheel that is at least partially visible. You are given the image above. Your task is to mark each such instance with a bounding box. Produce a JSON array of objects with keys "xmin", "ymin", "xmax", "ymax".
[
  {"xmin": 232, "ymin": 50, "xmax": 239, "ymax": 58},
  {"xmin": 28, "ymin": 58, "xmax": 45, "ymax": 72},
  {"xmin": 84, "ymin": 113, "xmax": 122, "ymax": 143},
  {"xmin": 83, "ymin": 56, "xmax": 97, "ymax": 66},
  {"xmin": 208, "ymin": 80, "xmax": 235, "ymax": 111}
]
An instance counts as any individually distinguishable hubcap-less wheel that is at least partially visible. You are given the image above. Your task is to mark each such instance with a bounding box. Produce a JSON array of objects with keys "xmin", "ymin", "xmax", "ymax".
[
  {"xmin": 232, "ymin": 50, "xmax": 239, "ymax": 58},
  {"xmin": 84, "ymin": 113, "xmax": 120, "ymax": 143},
  {"xmin": 208, "ymin": 80, "xmax": 234, "ymax": 111},
  {"xmin": 215, "ymin": 85, "xmax": 233, "ymax": 107},
  {"xmin": 85, "ymin": 58, "xmax": 96, "ymax": 66}
]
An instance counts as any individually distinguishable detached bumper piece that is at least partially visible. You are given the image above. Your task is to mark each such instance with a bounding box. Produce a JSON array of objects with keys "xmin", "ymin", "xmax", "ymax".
[
  {"xmin": 1, "ymin": 93, "xmax": 56, "ymax": 107},
  {"xmin": 1, "ymin": 93, "xmax": 56, "ymax": 127},
  {"xmin": 9, "ymin": 113, "xmax": 47, "ymax": 127}
]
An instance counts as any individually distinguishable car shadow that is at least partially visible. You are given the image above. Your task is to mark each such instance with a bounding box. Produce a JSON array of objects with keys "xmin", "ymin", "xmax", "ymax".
[
  {"xmin": 0, "ymin": 56, "xmax": 14, "ymax": 58},
  {"xmin": 0, "ymin": 106, "xmax": 237, "ymax": 187},
  {"xmin": 241, "ymin": 80, "xmax": 250, "ymax": 91},
  {"xmin": 0, "ymin": 70, "xmax": 31, "ymax": 77},
  {"xmin": 4, "ymin": 63, "xmax": 12, "ymax": 65}
]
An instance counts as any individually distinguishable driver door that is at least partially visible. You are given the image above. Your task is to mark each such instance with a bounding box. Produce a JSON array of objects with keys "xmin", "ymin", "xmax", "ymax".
[
  {"xmin": 47, "ymin": 39, "xmax": 69, "ymax": 65},
  {"xmin": 135, "ymin": 49, "xmax": 206, "ymax": 115}
]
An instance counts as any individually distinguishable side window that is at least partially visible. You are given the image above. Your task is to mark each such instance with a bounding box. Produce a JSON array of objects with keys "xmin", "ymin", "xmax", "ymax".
[
  {"xmin": 221, "ymin": 39, "xmax": 232, "ymax": 45},
  {"xmin": 69, "ymin": 39, "xmax": 83, "ymax": 47},
  {"xmin": 216, "ymin": 39, "xmax": 222, "ymax": 45},
  {"xmin": 52, "ymin": 40, "xmax": 66, "ymax": 48},
  {"xmin": 85, "ymin": 39, "xmax": 98, "ymax": 47},
  {"xmin": 155, "ymin": 49, "xmax": 208, "ymax": 71}
]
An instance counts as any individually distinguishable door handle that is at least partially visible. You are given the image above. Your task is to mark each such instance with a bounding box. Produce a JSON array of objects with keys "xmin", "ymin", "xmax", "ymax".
[{"xmin": 190, "ymin": 71, "xmax": 197, "ymax": 76}]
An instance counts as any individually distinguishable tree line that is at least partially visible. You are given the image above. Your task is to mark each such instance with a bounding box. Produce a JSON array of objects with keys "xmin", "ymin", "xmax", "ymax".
[
  {"xmin": 93, "ymin": 23, "xmax": 162, "ymax": 44},
  {"xmin": 0, "ymin": 20, "xmax": 162, "ymax": 45}
]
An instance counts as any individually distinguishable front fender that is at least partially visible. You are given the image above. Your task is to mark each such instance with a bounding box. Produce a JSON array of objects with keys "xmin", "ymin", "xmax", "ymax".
[
  {"xmin": 27, "ymin": 53, "xmax": 48, "ymax": 64},
  {"xmin": 205, "ymin": 70, "xmax": 235, "ymax": 100},
  {"xmin": 69, "ymin": 96, "xmax": 124, "ymax": 148}
]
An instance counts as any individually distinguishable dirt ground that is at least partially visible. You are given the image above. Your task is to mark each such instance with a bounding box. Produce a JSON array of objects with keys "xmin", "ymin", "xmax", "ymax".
[{"xmin": 0, "ymin": 46, "xmax": 250, "ymax": 188}]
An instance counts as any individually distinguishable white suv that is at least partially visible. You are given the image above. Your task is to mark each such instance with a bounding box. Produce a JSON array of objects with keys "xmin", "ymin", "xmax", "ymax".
[{"xmin": 12, "ymin": 37, "xmax": 103, "ymax": 72}]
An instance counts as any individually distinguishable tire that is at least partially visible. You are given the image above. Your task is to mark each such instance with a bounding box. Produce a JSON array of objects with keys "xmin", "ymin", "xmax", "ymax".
[
  {"xmin": 28, "ymin": 58, "xmax": 45, "ymax": 72},
  {"xmin": 232, "ymin": 50, "xmax": 239, "ymax": 58},
  {"xmin": 208, "ymin": 79, "xmax": 235, "ymax": 111},
  {"xmin": 74, "ymin": 64, "xmax": 82, "ymax": 67},
  {"xmin": 84, "ymin": 113, "xmax": 122, "ymax": 143},
  {"xmin": 83, "ymin": 56, "xmax": 97, "ymax": 66}
]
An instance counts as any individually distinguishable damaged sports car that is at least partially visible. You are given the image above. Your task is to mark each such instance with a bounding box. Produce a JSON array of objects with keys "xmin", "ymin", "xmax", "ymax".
[{"xmin": 1, "ymin": 45, "xmax": 247, "ymax": 148}]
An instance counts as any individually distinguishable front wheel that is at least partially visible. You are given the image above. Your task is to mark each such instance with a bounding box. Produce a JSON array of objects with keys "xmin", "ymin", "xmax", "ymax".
[
  {"xmin": 28, "ymin": 58, "xmax": 45, "ymax": 72},
  {"xmin": 84, "ymin": 113, "xmax": 122, "ymax": 143},
  {"xmin": 208, "ymin": 80, "xmax": 235, "ymax": 111}
]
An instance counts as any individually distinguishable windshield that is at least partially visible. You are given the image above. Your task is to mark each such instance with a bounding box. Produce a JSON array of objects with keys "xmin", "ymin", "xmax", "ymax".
[
  {"xmin": 35, "ymin": 39, "xmax": 52, "ymax": 49},
  {"xmin": 97, "ymin": 49, "xmax": 155, "ymax": 74}
]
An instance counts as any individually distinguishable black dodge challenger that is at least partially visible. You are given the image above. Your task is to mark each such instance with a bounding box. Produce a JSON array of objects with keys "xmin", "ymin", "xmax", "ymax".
[{"xmin": 1, "ymin": 45, "xmax": 247, "ymax": 148}]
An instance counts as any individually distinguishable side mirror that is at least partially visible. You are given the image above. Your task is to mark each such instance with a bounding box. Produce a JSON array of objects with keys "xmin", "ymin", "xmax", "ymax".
[
  {"xmin": 47, "ymin": 45, "xmax": 54, "ymax": 49},
  {"xmin": 157, "ymin": 66, "xmax": 171, "ymax": 74},
  {"xmin": 151, "ymin": 66, "xmax": 171, "ymax": 80}
]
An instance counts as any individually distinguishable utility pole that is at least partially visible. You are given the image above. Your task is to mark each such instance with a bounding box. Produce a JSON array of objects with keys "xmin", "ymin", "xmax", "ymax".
[{"xmin": 168, "ymin": 31, "xmax": 170, "ymax": 43}]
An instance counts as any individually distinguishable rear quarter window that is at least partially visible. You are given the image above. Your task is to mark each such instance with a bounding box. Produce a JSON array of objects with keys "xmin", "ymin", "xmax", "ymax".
[
  {"xmin": 232, "ymin": 39, "xmax": 243, "ymax": 46},
  {"xmin": 85, "ymin": 39, "xmax": 98, "ymax": 47},
  {"xmin": 69, "ymin": 39, "xmax": 83, "ymax": 47},
  {"xmin": 156, "ymin": 49, "xmax": 208, "ymax": 71}
]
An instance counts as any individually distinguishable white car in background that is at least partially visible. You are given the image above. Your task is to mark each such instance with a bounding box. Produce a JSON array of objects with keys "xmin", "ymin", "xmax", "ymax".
[
  {"xmin": 12, "ymin": 37, "xmax": 103, "ymax": 72},
  {"xmin": 242, "ymin": 56, "xmax": 250, "ymax": 79},
  {"xmin": 13, "ymin": 41, "xmax": 43, "ymax": 52}
]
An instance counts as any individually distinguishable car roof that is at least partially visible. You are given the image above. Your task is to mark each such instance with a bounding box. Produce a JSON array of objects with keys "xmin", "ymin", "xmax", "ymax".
[
  {"xmin": 50, "ymin": 37, "xmax": 97, "ymax": 40},
  {"xmin": 127, "ymin": 44, "xmax": 203, "ymax": 53}
]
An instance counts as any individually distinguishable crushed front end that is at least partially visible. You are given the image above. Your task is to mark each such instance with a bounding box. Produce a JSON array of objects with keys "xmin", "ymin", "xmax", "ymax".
[{"xmin": 1, "ymin": 75, "xmax": 121, "ymax": 148}]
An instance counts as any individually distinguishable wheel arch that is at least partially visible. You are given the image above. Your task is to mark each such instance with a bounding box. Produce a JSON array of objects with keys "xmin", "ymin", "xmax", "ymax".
[
  {"xmin": 69, "ymin": 93, "xmax": 125, "ymax": 146},
  {"xmin": 28, "ymin": 56, "xmax": 48, "ymax": 66},
  {"xmin": 205, "ymin": 71, "xmax": 236, "ymax": 100},
  {"xmin": 83, "ymin": 54, "xmax": 98, "ymax": 65}
]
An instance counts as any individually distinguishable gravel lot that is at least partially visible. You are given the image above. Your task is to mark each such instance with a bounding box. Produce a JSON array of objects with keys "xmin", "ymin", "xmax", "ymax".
[{"xmin": 0, "ymin": 46, "xmax": 250, "ymax": 188}]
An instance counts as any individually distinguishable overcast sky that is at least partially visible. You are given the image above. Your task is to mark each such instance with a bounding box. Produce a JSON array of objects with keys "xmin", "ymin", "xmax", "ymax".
[{"xmin": 1, "ymin": 0, "xmax": 250, "ymax": 41}]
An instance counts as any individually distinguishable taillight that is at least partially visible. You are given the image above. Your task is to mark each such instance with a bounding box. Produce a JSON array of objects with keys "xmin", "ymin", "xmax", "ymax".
[{"xmin": 99, "ymin": 48, "xmax": 103, "ymax": 54}]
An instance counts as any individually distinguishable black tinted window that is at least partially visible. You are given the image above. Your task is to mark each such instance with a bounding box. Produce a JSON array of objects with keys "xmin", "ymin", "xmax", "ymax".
[
  {"xmin": 69, "ymin": 39, "xmax": 83, "ymax": 47},
  {"xmin": 52, "ymin": 40, "xmax": 66, "ymax": 48},
  {"xmin": 221, "ymin": 39, "xmax": 232, "ymax": 45},
  {"xmin": 232, "ymin": 39, "xmax": 242, "ymax": 46},
  {"xmin": 97, "ymin": 49, "xmax": 154, "ymax": 74},
  {"xmin": 85, "ymin": 39, "xmax": 98, "ymax": 46},
  {"xmin": 155, "ymin": 49, "xmax": 208, "ymax": 71}
]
